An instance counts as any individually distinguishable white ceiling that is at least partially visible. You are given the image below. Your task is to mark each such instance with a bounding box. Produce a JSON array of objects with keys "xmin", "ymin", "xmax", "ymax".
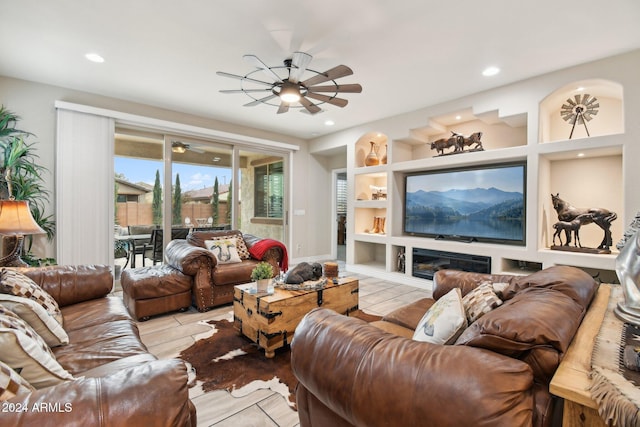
[{"xmin": 2, "ymin": 0, "xmax": 640, "ymax": 140}]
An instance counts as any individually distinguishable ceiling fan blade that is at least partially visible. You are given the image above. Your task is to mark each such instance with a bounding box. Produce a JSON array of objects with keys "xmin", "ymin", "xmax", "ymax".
[
  {"xmin": 216, "ymin": 71, "xmax": 275, "ymax": 87},
  {"xmin": 220, "ymin": 89, "xmax": 272, "ymax": 94},
  {"xmin": 299, "ymin": 97, "xmax": 321, "ymax": 114},
  {"xmin": 277, "ymin": 102, "xmax": 290, "ymax": 114},
  {"xmin": 289, "ymin": 51, "xmax": 313, "ymax": 84},
  {"xmin": 243, "ymin": 54, "xmax": 283, "ymax": 83},
  {"xmin": 244, "ymin": 94, "xmax": 278, "ymax": 107},
  {"xmin": 306, "ymin": 92, "xmax": 348, "ymax": 108},
  {"xmin": 301, "ymin": 65, "xmax": 354, "ymax": 87},
  {"xmin": 307, "ymin": 83, "xmax": 362, "ymax": 93},
  {"xmin": 188, "ymin": 145, "xmax": 205, "ymax": 154}
]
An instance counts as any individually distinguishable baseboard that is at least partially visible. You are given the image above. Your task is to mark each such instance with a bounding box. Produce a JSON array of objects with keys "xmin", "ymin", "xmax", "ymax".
[
  {"xmin": 289, "ymin": 254, "xmax": 334, "ymax": 266},
  {"xmin": 345, "ymin": 263, "xmax": 433, "ymax": 291}
]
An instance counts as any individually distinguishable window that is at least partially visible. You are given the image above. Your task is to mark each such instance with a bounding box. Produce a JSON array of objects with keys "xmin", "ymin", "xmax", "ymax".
[
  {"xmin": 336, "ymin": 172, "xmax": 347, "ymax": 216},
  {"xmin": 254, "ymin": 161, "xmax": 283, "ymax": 218}
]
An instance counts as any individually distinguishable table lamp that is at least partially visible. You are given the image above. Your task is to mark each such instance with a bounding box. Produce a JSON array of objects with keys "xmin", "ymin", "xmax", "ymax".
[{"xmin": 0, "ymin": 199, "xmax": 45, "ymax": 267}]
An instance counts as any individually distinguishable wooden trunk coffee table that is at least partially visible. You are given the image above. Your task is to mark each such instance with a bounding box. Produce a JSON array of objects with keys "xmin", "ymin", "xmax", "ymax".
[{"xmin": 233, "ymin": 277, "xmax": 359, "ymax": 358}]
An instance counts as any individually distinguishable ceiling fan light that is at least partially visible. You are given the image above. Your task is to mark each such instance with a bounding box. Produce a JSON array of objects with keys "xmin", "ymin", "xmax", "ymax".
[
  {"xmin": 279, "ymin": 83, "xmax": 301, "ymax": 103},
  {"xmin": 172, "ymin": 145, "xmax": 186, "ymax": 154}
]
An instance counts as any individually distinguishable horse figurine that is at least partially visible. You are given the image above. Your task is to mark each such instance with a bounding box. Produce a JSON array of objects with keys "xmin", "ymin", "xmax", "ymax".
[
  {"xmin": 552, "ymin": 217, "xmax": 586, "ymax": 247},
  {"xmin": 551, "ymin": 193, "xmax": 617, "ymax": 250}
]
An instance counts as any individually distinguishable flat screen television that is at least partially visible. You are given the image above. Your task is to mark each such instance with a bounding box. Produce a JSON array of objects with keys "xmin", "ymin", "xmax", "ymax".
[{"xmin": 403, "ymin": 161, "xmax": 526, "ymax": 245}]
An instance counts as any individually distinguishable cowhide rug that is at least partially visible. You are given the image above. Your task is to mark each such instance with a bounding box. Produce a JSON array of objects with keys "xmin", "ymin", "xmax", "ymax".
[{"xmin": 179, "ymin": 309, "xmax": 381, "ymax": 409}]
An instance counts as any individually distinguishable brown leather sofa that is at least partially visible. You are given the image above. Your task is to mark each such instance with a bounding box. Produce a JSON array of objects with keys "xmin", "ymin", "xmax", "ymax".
[
  {"xmin": 2, "ymin": 265, "xmax": 196, "ymax": 427},
  {"xmin": 291, "ymin": 266, "xmax": 599, "ymax": 427},
  {"xmin": 165, "ymin": 229, "xmax": 285, "ymax": 311}
]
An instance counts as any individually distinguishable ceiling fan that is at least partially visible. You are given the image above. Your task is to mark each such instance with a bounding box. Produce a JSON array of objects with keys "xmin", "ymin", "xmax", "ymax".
[
  {"xmin": 217, "ymin": 52, "xmax": 362, "ymax": 115},
  {"xmin": 171, "ymin": 140, "xmax": 204, "ymax": 154}
]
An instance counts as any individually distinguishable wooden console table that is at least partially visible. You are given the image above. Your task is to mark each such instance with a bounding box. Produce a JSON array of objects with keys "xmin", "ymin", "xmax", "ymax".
[{"xmin": 550, "ymin": 284, "xmax": 611, "ymax": 427}]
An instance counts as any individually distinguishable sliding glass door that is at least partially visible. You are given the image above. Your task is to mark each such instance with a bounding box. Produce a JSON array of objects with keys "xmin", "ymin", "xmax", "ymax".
[
  {"xmin": 114, "ymin": 128, "xmax": 287, "ymax": 270},
  {"xmin": 114, "ymin": 129, "xmax": 164, "ymax": 270},
  {"xmin": 169, "ymin": 134, "xmax": 233, "ymax": 228}
]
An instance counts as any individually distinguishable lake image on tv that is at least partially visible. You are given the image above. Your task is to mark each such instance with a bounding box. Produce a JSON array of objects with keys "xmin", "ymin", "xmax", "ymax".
[{"xmin": 404, "ymin": 167, "xmax": 525, "ymax": 243}]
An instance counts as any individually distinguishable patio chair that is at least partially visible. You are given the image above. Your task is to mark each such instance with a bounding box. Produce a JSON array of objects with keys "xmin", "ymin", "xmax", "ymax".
[
  {"xmin": 143, "ymin": 227, "xmax": 191, "ymax": 266},
  {"xmin": 127, "ymin": 225, "xmax": 155, "ymax": 268}
]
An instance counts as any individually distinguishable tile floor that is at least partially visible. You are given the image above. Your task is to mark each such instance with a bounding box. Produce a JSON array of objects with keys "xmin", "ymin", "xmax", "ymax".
[{"xmin": 115, "ymin": 266, "xmax": 432, "ymax": 427}]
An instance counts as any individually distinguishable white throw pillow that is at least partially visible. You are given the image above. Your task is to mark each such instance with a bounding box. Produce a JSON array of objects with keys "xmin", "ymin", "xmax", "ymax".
[
  {"xmin": 413, "ymin": 288, "xmax": 467, "ymax": 344},
  {"xmin": 0, "ymin": 293, "xmax": 69, "ymax": 347},
  {"xmin": 0, "ymin": 306, "xmax": 74, "ymax": 389},
  {"xmin": 205, "ymin": 238, "xmax": 242, "ymax": 264},
  {"xmin": 203, "ymin": 234, "xmax": 250, "ymax": 259}
]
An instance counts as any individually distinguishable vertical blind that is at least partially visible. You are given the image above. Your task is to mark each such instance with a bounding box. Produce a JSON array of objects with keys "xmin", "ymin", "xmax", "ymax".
[{"xmin": 56, "ymin": 109, "xmax": 115, "ymax": 265}]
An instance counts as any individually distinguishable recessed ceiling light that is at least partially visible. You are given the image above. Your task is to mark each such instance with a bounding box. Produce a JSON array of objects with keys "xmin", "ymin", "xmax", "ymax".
[
  {"xmin": 324, "ymin": 120, "xmax": 335, "ymax": 126},
  {"xmin": 577, "ymin": 152, "xmax": 585, "ymax": 157},
  {"xmin": 577, "ymin": 86, "xmax": 585, "ymax": 91},
  {"xmin": 455, "ymin": 115, "xmax": 462, "ymax": 120},
  {"xmin": 482, "ymin": 66, "xmax": 500, "ymax": 77},
  {"xmin": 85, "ymin": 53, "xmax": 105, "ymax": 63}
]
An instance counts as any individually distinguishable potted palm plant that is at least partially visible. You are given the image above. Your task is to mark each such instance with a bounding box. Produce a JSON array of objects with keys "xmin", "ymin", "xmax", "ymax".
[
  {"xmin": 251, "ymin": 261, "xmax": 274, "ymax": 293},
  {"xmin": 0, "ymin": 106, "xmax": 56, "ymax": 265}
]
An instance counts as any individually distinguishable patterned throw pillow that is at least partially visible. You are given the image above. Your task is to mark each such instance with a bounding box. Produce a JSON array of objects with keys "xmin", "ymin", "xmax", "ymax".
[
  {"xmin": 413, "ymin": 288, "xmax": 467, "ymax": 345},
  {"xmin": 0, "ymin": 359, "xmax": 34, "ymax": 400},
  {"xmin": 462, "ymin": 281, "xmax": 503, "ymax": 323},
  {"xmin": 204, "ymin": 235, "xmax": 250, "ymax": 259},
  {"xmin": 491, "ymin": 281, "xmax": 510, "ymax": 299},
  {"xmin": 0, "ymin": 293, "xmax": 69, "ymax": 347},
  {"xmin": 0, "ymin": 268, "xmax": 63, "ymax": 326},
  {"xmin": 0, "ymin": 306, "xmax": 74, "ymax": 389},
  {"xmin": 205, "ymin": 238, "xmax": 242, "ymax": 264}
]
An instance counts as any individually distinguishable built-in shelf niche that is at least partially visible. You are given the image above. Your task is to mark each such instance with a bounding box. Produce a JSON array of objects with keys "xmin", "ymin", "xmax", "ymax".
[
  {"xmin": 391, "ymin": 109, "xmax": 528, "ymax": 164},
  {"xmin": 501, "ymin": 258, "xmax": 543, "ymax": 275},
  {"xmin": 354, "ymin": 207, "xmax": 387, "ymax": 235},
  {"xmin": 354, "ymin": 172, "xmax": 387, "ymax": 202},
  {"xmin": 539, "ymin": 79, "xmax": 623, "ymax": 144},
  {"xmin": 353, "ymin": 241, "xmax": 386, "ymax": 269},
  {"xmin": 392, "ymin": 245, "xmax": 406, "ymax": 273},
  {"xmin": 539, "ymin": 147, "xmax": 623, "ymax": 251},
  {"xmin": 354, "ymin": 131, "xmax": 388, "ymax": 168}
]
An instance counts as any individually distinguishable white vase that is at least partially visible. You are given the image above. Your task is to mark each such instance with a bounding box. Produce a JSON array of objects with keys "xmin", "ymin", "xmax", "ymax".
[{"xmin": 256, "ymin": 278, "xmax": 270, "ymax": 293}]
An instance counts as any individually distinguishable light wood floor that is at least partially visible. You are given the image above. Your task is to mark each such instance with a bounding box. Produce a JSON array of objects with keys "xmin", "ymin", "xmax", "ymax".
[{"xmin": 114, "ymin": 266, "xmax": 431, "ymax": 427}]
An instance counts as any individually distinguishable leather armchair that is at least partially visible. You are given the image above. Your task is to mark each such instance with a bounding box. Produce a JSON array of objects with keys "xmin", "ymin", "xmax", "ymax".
[{"xmin": 165, "ymin": 229, "xmax": 285, "ymax": 311}]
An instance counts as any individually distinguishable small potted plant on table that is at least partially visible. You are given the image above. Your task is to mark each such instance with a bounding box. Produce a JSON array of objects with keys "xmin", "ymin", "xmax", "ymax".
[{"xmin": 251, "ymin": 261, "xmax": 274, "ymax": 293}]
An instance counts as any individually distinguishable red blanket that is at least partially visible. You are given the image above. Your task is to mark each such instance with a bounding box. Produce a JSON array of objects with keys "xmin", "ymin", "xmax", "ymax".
[{"xmin": 248, "ymin": 239, "xmax": 288, "ymax": 272}]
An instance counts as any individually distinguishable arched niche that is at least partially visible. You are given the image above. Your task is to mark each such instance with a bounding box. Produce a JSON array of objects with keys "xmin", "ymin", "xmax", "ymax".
[
  {"xmin": 539, "ymin": 79, "xmax": 623, "ymax": 143},
  {"xmin": 354, "ymin": 131, "xmax": 389, "ymax": 168}
]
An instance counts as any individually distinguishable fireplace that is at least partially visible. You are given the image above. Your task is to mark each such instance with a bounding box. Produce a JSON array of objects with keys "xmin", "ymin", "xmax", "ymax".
[{"xmin": 412, "ymin": 248, "xmax": 491, "ymax": 280}]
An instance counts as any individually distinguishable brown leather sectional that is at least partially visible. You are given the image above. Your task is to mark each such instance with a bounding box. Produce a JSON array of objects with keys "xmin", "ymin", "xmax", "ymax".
[
  {"xmin": 3, "ymin": 265, "xmax": 196, "ymax": 426},
  {"xmin": 165, "ymin": 230, "xmax": 285, "ymax": 311},
  {"xmin": 291, "ymin": 266, "xmax": 599, "ymax": 427}
]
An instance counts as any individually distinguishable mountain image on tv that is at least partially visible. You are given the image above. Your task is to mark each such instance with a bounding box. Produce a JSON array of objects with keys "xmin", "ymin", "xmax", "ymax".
[{"xmin": 405, "ymin": 186, "xmax": 524, "ymax": 242}]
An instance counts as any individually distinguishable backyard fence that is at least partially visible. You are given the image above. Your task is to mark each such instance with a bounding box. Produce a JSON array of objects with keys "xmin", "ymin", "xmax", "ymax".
[{"xmin": 116, "ymin": 202, "xmax": 228, "ymax": 227}]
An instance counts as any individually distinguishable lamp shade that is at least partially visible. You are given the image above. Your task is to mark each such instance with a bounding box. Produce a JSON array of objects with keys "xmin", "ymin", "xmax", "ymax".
[{"xmin": 0, "ymin": 200, "xmax": 46, "ymax": 235}]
